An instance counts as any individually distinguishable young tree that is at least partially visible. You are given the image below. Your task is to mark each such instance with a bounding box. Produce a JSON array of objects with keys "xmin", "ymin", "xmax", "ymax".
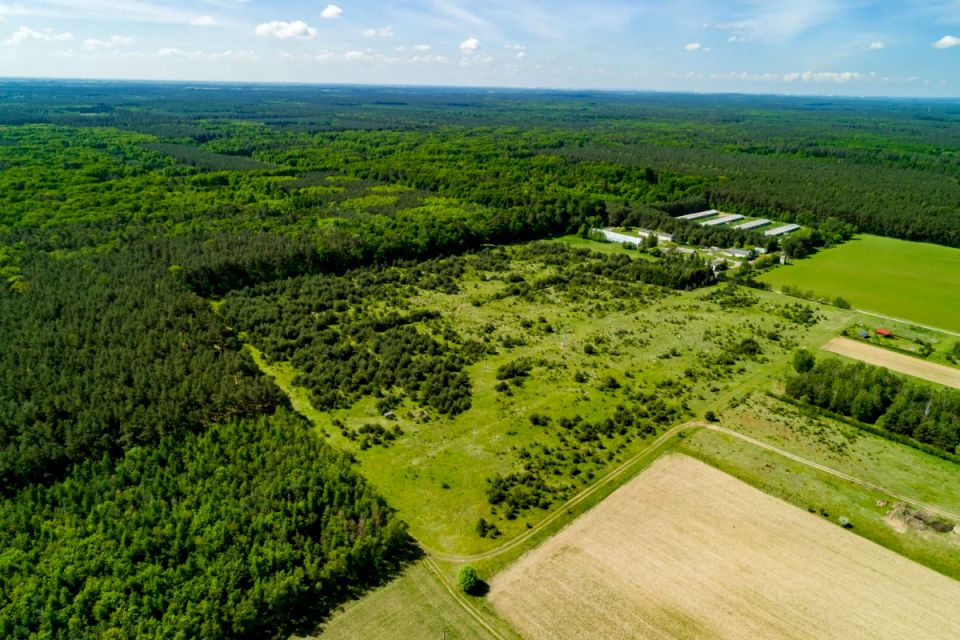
[{"xmin": 458, "ymin": 565, "xmax": 479, "ymax": 594}]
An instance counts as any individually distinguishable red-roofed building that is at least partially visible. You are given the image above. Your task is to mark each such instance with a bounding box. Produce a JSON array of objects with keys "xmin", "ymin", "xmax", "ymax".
[{"xmin": 876, "ymin": 328, "xmax": 893, "ymax": 338}]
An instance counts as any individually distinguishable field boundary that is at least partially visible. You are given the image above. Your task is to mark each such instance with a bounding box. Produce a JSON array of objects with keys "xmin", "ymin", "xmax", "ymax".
[{"xmin": 701, "ymin": 423, "xmax": 960, "ymax": 523}]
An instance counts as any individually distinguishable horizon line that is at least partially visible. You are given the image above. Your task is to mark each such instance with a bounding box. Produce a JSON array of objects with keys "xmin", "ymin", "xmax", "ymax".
[{"xmin": 2, "ymin": 75, "xmax": 959, "ymax": 103}]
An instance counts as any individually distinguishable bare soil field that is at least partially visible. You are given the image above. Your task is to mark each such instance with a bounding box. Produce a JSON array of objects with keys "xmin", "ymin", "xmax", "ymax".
[
  {"xmin": 489, "ymin": 454, "xmax": 960, "ymax": 640},
  {"xmin": 823, "ymin": 337, "xmax": 960, "ymax": 389}
]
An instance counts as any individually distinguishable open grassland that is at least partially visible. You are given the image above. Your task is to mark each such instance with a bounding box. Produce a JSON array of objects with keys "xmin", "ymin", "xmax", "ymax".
[
  {"xmin": 823, "ymin": 337, "xmax": 960, "ymax": 389},
  {"xmin": 307, "ymin": 561, "xmax": 515, "ymax": 640},
  {"xmin": 490, "ymin": 454, "xmax": 960, "ymax": 640},
  {"xmin": 239, "ymin": 244, "xmax": 852, "ymax": 555},
  {"xmin": 760, "ymin": 234, "xmax": 960, "ymax": 332}
]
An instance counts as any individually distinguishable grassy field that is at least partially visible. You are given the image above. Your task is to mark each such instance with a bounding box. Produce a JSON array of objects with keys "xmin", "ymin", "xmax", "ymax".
[
  {"xmin": 760, "ymin": 234, "xmax": 960, "ymax": 332},
  {"xmin": 490, "ymin": 454, "xmax": 960, "ymax": 640},
  {"xmin": 248, "ymin": 242, "xmax": 853, "ymax": 556},
  {"xmin": 305, "ymin": 560, "xmax": 517, "ymax": 640}
]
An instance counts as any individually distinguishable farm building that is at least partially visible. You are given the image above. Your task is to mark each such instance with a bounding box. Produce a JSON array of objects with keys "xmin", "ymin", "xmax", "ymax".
[
  {"xmin": 678, "ymin": 209, "xmax": 718, "ymax": 221},
  {"xmin": 598, "ymin": 229, "xmax": 642, "ymax": 244},
  {"xmin": 876, "ymin": 328, "xmax": 893, "ymax": 338},
  {"xmin": 735, "ymin": 218, "xmax": 772, "ymax": 231},
  {"xmin": 857, "ymin": 331, "xmax": 871, "ymax": 339},
  {"xmin": 721, "ymin": 248, "xmax": 753, "ymax": 259},
  {"xmin": 639, "ymin": 228, "xmax": 674, "ymax": 243},
  {"xmin": 702, "ymin": 214, "xmax": 745, "ymax": 227},
  {"xmin": 764, "ymin": 224, "xmax": 802, "ymax": 237},
  {"xmin": 597, "ymin": 228, "xmax": 673, "ymax": 245}
]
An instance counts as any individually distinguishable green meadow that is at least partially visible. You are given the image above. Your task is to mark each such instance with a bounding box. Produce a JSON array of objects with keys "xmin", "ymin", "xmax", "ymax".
[{"xmin": 760, "ymin": 234, "xmax": 960, "ymax": 333}]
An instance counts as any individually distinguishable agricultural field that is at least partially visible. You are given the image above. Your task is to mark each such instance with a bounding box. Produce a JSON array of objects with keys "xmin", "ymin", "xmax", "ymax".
[
  {"xmin": 490, "ymin": 454, "xmax": 960, "ymax": 640},
  {"xmin": 823, "ymin": 337, "xmax": 960, "ymax": 389},
  {"xmin": 228, "ymin": 241, "xmax": 852, "ymax": 555},
  {"xmin": 697, "ymin": 393, "xmax": 960, "ymax": 578},
  {"xmin": 760, "ymin": 234, "xmax": 960, "ymax": 332}
]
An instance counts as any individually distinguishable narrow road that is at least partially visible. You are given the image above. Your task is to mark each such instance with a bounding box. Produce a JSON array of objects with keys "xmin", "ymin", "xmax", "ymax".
[{"xmin": 423, "ymin": 556, "xmax": 516, "ymax": 640}]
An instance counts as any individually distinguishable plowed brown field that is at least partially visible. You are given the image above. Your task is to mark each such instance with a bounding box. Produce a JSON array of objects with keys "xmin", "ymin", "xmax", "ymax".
[
  {"xmin": 489, "ymin": 454, "xmax": 960, "ymax": 640},
  {"xmin": 823, "ymin": 337, "xmax": 960, "ymax": 389}
]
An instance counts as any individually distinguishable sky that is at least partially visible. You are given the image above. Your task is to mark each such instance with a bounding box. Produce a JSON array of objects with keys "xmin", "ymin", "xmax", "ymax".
[{"xmin": 1, "ymin": 0, "xmax": 959, "ymax": 97}]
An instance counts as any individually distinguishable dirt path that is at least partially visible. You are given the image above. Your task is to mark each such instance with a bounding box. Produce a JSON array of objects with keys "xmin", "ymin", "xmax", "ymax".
[{"xmin": 823, "ymin": 336, "xmax": 960, "ymax": 389}]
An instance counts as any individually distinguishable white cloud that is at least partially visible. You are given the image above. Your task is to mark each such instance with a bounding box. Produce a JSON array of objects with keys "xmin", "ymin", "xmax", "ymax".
[
  {"xmin": 684, "ymin": 41, "xmax": 701, "ymax": 51},
  {"xmin": 83, "ymin": 35, "xmax": 135, "ymax": 50},
  {"xmin": 361, "ymin": 26, "xmax": 394, "ymax": 38},
  {"xmin": 516, "ymin": 51, "xmax": 527, "ymax": 59},
  {"xmin": 321, "ymin": 4, "xmax": 343, "ymax": 19},
  {"xmin": 933, "ymin": 34, "xmax": 960, "ymax": 48},
  {"xmin": 156, "ymin": 47, "xmax": 258, "ymax": 61},
  {"xmin": 504, "ymin": 43, "xmax": 526, "ymax": 50},
  {"xmin": 255, "ymin": 20, "xmax": 317, "ymax": 39},
  {"xmin": 781, "ymin": 70, "xmax": 867, "ymax": 84},
  {"xmin": 3, "ymin": 25, "xmax": 72, "ymax": 47},
  {"xmin": 344, "ymin": 49, "xmax": 366, "ymax": 60},
  {"xmin": 728, "ymin": 35, "xmax": 745, "ymax": 43},
  {"xmin": 459, "ymin": 36, "xmax": 480, "ymax": 52},
  {"xmin": 191, "ymin": 15, "xmax": 216, "ymax": 26},
  {"xmin": 868, "ymin": 41, "xmax": 884, "ymax": 49},
  {"xmin": 412, "ymin": 54, "xmax": 448, "ymax": 63},
  {"xmin": 413, "ymin": 44, "xmax": 431, "ymax": 51}
]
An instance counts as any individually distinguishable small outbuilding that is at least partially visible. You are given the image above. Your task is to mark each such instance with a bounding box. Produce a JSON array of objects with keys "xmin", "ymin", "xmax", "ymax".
[
  {"xmin": 875, "ymin": 328, "xmax": 893, "ymax": 338},
  {"xmin": 857, "ymin": 331, "xmax": 871, "ymax": 339}
]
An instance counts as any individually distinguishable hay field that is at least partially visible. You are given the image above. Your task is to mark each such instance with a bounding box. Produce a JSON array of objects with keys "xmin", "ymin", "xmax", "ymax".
[
  {"xmin": 823, "ymin": 337, "xmax": 960, "ymax": 389},
  {"xmin": 759, "ymin": 234, "xmax": 960, "ymax": 332},
  {"xmin": 490, "ymin": 454, "xmax": 960, "ymax": 640}
]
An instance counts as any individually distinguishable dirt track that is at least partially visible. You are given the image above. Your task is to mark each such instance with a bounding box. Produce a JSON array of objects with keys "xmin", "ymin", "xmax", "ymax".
[
  {"xmin": 823, "ymin": 337, "xmax": 960, "ymax": 389},
  {"xmin": 490, "ymin": 455, "xmax": 960, "ymax": 640}
]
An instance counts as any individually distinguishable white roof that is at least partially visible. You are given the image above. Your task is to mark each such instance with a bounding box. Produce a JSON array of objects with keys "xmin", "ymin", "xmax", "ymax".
[
  {"xmin": 735, "ymin": 219, "xmax": 772, "ymax": 231},
  {"xmin": 702, "ymin": 214, "xmax": 745, "ymax": 227},
  {"xmin": 678, "ymin": 210, "xmax": 719, "ymax": 221},
  {"xmin": 764, "ymin": 224, "xmax": 802, "ymax": 237}
]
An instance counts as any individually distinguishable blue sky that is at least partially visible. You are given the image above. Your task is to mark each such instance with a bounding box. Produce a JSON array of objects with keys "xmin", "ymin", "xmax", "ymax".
[{"xmin": 1, "ymin": 0, "xmax": 959, "ymax": 96}]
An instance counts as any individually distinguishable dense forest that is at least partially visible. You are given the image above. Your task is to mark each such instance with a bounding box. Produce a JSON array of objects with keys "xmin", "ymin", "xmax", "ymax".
[
  {"xmin": 0, "ymin": 410, "xmax": 413, "ymax": 639},
  {"xmin": 3, "ymin": 81, "xmax": 960, "ymax": 637},
  {"xmin": 786, "ymin": 354, "xmax": 960, "ymax": 454}
]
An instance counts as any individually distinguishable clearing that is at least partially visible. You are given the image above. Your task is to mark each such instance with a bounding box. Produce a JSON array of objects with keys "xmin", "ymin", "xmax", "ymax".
[
  {"xmin": 490, "ymin": 454, "xmax": 960, "ymax": 640},
  {"xmin": 823, "ymin": 337, "xmax": 960, "ymax": 390},
  {"xmin": 759, "ymin": 234, "xmax": 960, "ymax": 333}
]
